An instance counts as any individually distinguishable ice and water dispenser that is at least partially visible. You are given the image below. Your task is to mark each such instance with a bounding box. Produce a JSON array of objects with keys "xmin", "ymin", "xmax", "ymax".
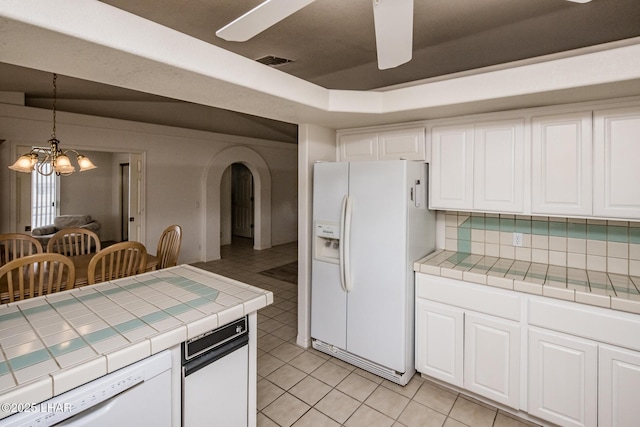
[{"xmin": 314, "ymin": 222, "xmax": 340, "ymax": 264}]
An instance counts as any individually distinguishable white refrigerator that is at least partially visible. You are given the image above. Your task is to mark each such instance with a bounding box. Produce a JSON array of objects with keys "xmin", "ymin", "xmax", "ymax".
[{"xmin": 311, "ymin": 160, "xmax": 435, "ymax": 385}]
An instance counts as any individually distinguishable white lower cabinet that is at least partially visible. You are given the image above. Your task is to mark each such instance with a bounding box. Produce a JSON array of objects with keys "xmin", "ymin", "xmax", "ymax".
[
  {"xmin": 528, "ymin": 327, "xmax": 598, "ymax": 427},
  {"xmin": 464, "ymin": 312, "xmax": 520, "ymax": 409},
  {"xmin": 598, "ymin": 344, "xmax": 640, "ymax": 427},
  {"xmin": 415, "ymin": 299, "xmax": 520, "ymax": 409},
  {"xmin": 415, "ymin": 299, "xmax": 464, "ymax": 387}
]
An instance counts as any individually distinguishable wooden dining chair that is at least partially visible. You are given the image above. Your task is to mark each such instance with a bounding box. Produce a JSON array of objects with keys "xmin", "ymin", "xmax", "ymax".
[
  {"xmin": 47, "ymin": 228, "xmax": 101, "ymax": 256},
  {"xmin": 0, "ymin": 253, "xmax": 75, "ymax": 303},
  {"xmin": 88, "ymin": 241, "xmax": 147, "ymax": 285},
  {"xmin": 156, "ymin": 225, "xmax": 182, "ymax": 269},
  {"xmin": 0, "ymin": 233, "xmax": 43, "ymax": 266}
]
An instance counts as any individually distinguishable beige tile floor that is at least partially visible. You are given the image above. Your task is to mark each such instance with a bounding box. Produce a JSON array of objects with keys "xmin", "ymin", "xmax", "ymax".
[{"xmin": 192, "ymin": 238, "xmax": 540, "ymax": 427}]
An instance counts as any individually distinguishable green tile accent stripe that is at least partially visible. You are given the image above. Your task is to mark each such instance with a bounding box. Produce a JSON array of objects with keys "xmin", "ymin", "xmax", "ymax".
[
  {"xmin": 608, "ymin": 226, "xmax": 629, "ymax": 243},
  {"xmin": 77, "ymin": 292, "xmax": 104, "ymax": 302},
  {"xmin": 113, "ymin": 319, "xmax": 146, "ymax": 333},
  {"xmin": 140, "ymin": 311, "xmax": 171, "ymax": 324},
  {"xmin": 454, "ymin": 214, "xmax": 637, "ymax": 245},
  {"xmin": 0, "ymin": 361, "xmax": 8, "ymax": 376},
  {"xmin": 532, "ymin": 221, "xmax": 549, "ymax": 235},
  {"xmin": 587, "ymin": 224, "xmax": 607, "ymax": 241},
  {"xmin": 83, "ymin": 327, "xmax": 119, "ymax": 344},
  {"xmin": 48, "ymin": 337, "xmax": 87, "ymax": 357},
  {"xmin": 0, "ymin": 311, "xmax": 24, "ymax": 323},
  {"xmin": 164, "ymin": 304, "xmax": 191, "ymax": 316},
  {"xmin": 8, "ymin": 349, "xmax": 50, "ymax": 371},
  {"xmin": 499, "ymin": 218, "xmax": 515, "ymax": 232},
  {"xmin": 549, "ymin": 222, "xmax": 567, "ymax": 237},
  {"xmin": 50, "ymin": 298, "xmax": 80, "ymax": 309},
  {"xmin": 567, "ymin": 223, "xmax": 587, "ymax": 239},
  {"xmin": 20, "ymin": 305, "xmax": 53, "ymax": 317}
]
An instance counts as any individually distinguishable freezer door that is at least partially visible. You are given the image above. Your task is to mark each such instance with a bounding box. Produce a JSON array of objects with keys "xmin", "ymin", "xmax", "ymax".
[
  {"xmin": 346, "ymin": 161, "xmax": 410, "ymax": 372},
  {"xmin": 311, "ymin": 162, "xmax": 349, "ymax": 349}
]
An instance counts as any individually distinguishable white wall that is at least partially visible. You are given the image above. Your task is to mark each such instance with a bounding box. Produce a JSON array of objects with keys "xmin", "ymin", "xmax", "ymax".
[
  {"xmin": 0, "ymin": 103, "xmax": 298, "ymax": 264},
  {"xmin": 296, "ymin": 123, "xmax": 338, "ymax": 348}
]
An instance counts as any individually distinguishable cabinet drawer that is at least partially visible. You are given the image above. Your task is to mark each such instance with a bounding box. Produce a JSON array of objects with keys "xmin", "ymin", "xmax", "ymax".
[
  {"xmin": 528, "ymin": 297, "xmax": 640, "ymax": 352},
  {"xmin": 416, "ymin": 273, "xmax": 520, "ymax": 321}
]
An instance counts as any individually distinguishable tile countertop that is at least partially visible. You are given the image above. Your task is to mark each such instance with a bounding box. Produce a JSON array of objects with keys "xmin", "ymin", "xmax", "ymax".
[
  {"xmin": 0, "ymin": 265, "xmax": 273, "ymax": 418},
  {"xmin": 415, "ymin": 250, "xmax": 640, "ymax": 315}
]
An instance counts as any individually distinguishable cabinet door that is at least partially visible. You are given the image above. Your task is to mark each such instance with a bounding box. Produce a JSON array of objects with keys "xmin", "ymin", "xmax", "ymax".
[
  {"xmin": 528, "ymin": 328, "xmax": 597, "ymax": 427},
  {"xmin": 429, "ymin": 125, "xmax": 474, "ymax": 210},
  {"xmin": 464, "ymin": 313, "xmax": 520, "ymax": 409},
  {"xmin": 415, "ymin": 299, "xmax": 464, "ymax": 387},
  {"xmin": 599, "ymin": 344, "xmax": 640, "ymax": 427},
  {"xmin": 339, "ymin": 132, "xmax": 378, "ymax": 161},
  {"xmin": 593, "ymin": 108, "xmax": 640, "ymax": 219},
  {"xmin": 531, "ymin": 112, "xmax": 592, "ymax": 216},
  {"xmin": 378, "ymin": 127, "xmax": 426, "ymax": 160},
  {"xmin": 473, "ymin": 120, "xmax": 524, "ymax": 212}
]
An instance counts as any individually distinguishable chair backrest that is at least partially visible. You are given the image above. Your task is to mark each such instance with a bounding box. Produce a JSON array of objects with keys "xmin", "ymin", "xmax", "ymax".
[
  {"xmin": 156, "ymin": 225, "xmax": 182, "ymax": 269},
  {"xmin": 0, "ymin": 233, "xmax": 43, "ymax": 266},
  {"xmin": 0, "ymin": 253, "xmax": 75, "ymax": 303},
  {"xmin": 88, "ymin": 241, "xmax": 147, "ymax": 285},
  {"xmin": 47, "ymin": 228, "xmax": 101, "ymax": 256}
]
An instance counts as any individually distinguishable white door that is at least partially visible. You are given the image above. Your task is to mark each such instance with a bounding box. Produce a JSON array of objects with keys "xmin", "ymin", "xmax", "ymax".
[
  {"xmin": 311, "ymin": 162, "xmax": 349, "ymax": 349},
  {"xmin": 528, "ymin": 328, "xmax": 597, "ymax": 427},
  {"xmin": 473, "ymin": 120, "xmax": 524, "ymax": 212},
  {"xmin": 593, "ymin": 107, "xmax": 640, "ymax": 219},
  {"xmin": 464, "ymin": 312, "xmax": 520, "ymax": 409},
  {"xmin": 415, "ymin": 299, "xmax": 464, "ymax": 387},
  {"xmin": 128, "ymin": 153, "xmax": 143, "ymax": 242},
  {"xmin": 532, "ymin": 112, "xmax": 592, "ymax": 216},
  {"xmin": 232, "ymin": 164, "xmax": 254, "ymax": 238},
  {"xmin": 429, "ymin": 125, "xmax": 474, "ymax": 210},
  {"xmin": 599, "ymin": 344, "xmax": 640, "ymax": 427},
  {"xmin": 378, "ymin": 127, "xmax": 426, "ymax": 160},
  {"xmin": 346, "ymin": 161, "xmax": 409, "ymax": 372}
]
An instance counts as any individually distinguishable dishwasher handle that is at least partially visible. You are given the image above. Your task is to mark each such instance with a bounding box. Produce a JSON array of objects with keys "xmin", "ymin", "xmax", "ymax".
[{"xmin": 183, "ymin": 333, "xmax": 248, "ymax": 377}]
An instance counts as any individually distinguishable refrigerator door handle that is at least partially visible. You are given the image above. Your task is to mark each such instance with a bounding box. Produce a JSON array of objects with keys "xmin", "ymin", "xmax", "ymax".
[
  {"xmin": 339, "ymin": 195, "xmax": 348, "ymax": 292},
  {"xmin": 343, "ymin": 195, "xmax": 353, "ymax": 293}
]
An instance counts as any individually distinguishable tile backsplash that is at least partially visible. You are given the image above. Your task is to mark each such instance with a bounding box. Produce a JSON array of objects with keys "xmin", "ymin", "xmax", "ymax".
[{"xmin": 444, "ymin": 211, "xmax": 640, "ymax": 275}]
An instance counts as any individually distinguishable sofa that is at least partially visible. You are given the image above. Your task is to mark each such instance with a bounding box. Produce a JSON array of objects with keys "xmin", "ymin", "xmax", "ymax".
[{"xmin": 31, "ymin": 215, "xmax": 101, "ymax": 247}]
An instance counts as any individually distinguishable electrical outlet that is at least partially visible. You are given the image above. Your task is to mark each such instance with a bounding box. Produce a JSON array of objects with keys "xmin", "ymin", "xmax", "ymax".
[{"xmin": 513, "ymin": 232, "xmax": 523, "ymax": 247}]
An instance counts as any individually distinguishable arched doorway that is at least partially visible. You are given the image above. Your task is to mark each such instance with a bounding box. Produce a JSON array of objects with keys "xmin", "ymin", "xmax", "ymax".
[
  {"xmin": 220, "ymin": 163, "xmax": 255, "ymax": 246},
  {"xmin": 203, "ymin": 146, "xmax": 272, "ymax": 261}
]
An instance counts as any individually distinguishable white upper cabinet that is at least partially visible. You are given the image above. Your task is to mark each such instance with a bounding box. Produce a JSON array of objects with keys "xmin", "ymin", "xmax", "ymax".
[
  {"xmin": 593, "ymin": 107, "xmax": 640, "ymax": 219},
  {"xmin": 338, "ymin": 127, "xmax": 425, "ymax": 162},
  {"xmin": 430, "ymin": 125, "xmax": 474, "ymax": 210},
  {"xmin": 531, "ymin": 112, "xmax": 593, "ymax": 216},
  {"xmin": 430, "ymin": 119, "xmax": 524, "ymax": 213},
  {"xmin": 339, "ymin": 132, "xmax": 378, "ymax": 161},
  {"xmin": 378, "ymin": 127, "xmax": 426, "ymax": 160},
  {"xmin": 473, "ymin": 120, "xmax": 524, "ymax": 212}
]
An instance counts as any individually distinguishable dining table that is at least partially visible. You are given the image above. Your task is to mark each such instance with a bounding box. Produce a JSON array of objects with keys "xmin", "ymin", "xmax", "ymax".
[
  {"xmin": 0, "ymin": 252, "xmax": 158, "ymax": 302},
  {"xmin": 69, "ymin": 252, "xmax": 158, "ymax": 287}
]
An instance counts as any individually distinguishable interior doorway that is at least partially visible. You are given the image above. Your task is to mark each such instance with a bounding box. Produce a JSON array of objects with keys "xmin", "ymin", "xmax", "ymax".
[
  {"xmin": 120, "ymin": 163, "xmax": 130, "ymax": 241},
  {"xmin": 231, "ymin": 163, "xmax": 254, "ymax": 239}
]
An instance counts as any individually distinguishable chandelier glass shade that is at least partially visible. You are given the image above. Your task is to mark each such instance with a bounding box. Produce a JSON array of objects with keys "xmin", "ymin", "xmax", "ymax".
[{"xmin": 8, "ymin": 73, "xmax": 96, "ymax": 176}]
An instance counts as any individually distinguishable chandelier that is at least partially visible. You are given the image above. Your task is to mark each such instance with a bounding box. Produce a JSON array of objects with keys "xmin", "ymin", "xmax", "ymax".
[{"xmin": 8, "ymin": 73, "xmax": 97, "ymax": 176}]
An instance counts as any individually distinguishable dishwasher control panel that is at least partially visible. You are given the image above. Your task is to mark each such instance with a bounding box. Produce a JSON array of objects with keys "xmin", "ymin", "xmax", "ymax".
[{"xmin": 182, "ymin": 316, "xmax": 248, "ymax": 362}]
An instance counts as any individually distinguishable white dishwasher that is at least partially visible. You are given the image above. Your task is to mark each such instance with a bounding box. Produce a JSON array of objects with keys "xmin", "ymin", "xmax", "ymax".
[
  {"xmin": 182, "ymin": 316, "xmax": 249, "ymax": 427},
  {"xmin": 0, "ymin": 350, "xmax": 172, "ymax": 426}
]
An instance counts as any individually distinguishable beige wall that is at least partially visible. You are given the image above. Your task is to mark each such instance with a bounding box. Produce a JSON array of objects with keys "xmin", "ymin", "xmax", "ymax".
[{"xmin": 0, "ymin": 103, "xmax": 298, "ymax": 264}]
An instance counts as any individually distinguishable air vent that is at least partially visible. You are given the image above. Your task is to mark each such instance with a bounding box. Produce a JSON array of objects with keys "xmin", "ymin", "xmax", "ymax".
[{"xmin": 255, "ymin": 55, "xmax": 295, "ymax": 67}]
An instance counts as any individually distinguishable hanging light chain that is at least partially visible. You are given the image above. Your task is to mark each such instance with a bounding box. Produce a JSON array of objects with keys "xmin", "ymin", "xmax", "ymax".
[{"xmin": 51, "ymin": 73, "xmax": 57, "ymax": 139}]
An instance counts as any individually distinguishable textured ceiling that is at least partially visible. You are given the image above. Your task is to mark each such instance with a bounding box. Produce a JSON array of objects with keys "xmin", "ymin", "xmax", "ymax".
[{"xmin": 1, "ymin": 0, "xmax": 639, "ymax": 141}]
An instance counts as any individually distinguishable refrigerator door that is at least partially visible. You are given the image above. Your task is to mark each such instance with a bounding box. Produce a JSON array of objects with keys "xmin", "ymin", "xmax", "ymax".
[
  {"xmin": 311, "ymin": 162, "xmax": 349, "ymax": 349},
  {"xmin": 346, "ymin": 161, "xmax": 410, "ymax": 372}
]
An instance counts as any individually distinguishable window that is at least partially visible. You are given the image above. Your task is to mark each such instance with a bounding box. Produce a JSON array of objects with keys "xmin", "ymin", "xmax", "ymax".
[{"xmin": 31, "ymin": 162, "xmax": 59, "ymax": 228}]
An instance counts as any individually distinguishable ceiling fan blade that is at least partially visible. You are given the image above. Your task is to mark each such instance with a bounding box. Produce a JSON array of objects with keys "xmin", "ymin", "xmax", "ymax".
[
  {"xmin": 216, "ymin": 0, "xmax": 317, "ymax": 42},
  {"xmin": 565, "ymin": 0, "xmax": 592, "ymax": 3},
  {"xmin": 372, "ymin": 0, "xmax": 414, "ymax": 70}
]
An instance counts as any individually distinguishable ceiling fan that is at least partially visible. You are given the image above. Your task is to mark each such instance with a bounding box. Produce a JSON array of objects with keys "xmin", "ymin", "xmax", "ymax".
[{"xmin": 216, "ymin": 0, "xmax": 593, "ymax": 71}]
